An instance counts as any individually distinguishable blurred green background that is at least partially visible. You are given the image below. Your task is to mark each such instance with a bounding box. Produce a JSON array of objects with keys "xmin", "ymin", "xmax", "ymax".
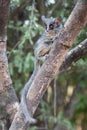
[{"xmin": 7, "ymin": 0, "xmax": 87, "ymax": 129}]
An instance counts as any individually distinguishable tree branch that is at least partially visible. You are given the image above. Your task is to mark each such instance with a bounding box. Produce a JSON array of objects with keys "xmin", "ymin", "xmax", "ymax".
[
  {"xmin": 9, "ymin": 0, "xmax": 87, "ymax": 129},
  {"xmin": 60, "ymin": 38, "xmax": 87, "ymax": 73}
]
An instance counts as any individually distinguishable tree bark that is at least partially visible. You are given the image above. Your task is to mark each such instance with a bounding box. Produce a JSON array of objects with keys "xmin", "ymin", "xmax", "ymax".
[
  {"xmin": 0, "ymin": 0, "xmax": 19, "ymax": 129},
  {"xmin": 9, "ymin": 0, "xmax": 87, "ymax": 130}
]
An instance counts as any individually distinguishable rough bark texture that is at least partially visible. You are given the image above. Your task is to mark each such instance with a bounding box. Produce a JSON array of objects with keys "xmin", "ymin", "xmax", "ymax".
[
  {"xmin": 0, "ymin": 41, "xmax": 12, "ymax": 88},
  {"xmin": 0, "ymin": 0, "xmax": 19, "ymax": 129},
  {"xmin": 0, "ymin": 0, "xmax": 9, "ymax": 41},
  {"xmin": 9, "ymin": 0, "xmax": 87, "ymax": 130},
  {"xmin": 60, "ymin": 39, "xmax": 87, "ymax": 72}
]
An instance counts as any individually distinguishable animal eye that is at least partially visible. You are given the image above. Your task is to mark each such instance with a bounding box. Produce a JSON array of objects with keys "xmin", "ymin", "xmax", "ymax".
[{"xmin": 49, "ymin": 24, "xmax": 54, "ymax": 30}]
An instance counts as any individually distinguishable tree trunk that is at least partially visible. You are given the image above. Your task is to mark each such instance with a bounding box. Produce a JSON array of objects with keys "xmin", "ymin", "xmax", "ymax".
[{"xmin": 0, "ymin": 0, "xmax": 19, "ymax": 129}]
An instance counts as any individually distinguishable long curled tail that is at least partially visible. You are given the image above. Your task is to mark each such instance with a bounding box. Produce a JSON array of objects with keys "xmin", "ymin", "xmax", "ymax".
[{"xmin": 21, "ymin": 58, "xmax": 39, "ymax": 124}]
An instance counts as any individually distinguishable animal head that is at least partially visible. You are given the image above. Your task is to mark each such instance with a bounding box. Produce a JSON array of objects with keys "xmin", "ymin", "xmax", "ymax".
[{"xmin": 41, "ymin": 15, "xmax": 62, "ymax": 32}]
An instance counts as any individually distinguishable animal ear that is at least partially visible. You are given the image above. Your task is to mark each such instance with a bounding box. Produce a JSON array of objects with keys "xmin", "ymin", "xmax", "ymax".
[
  {"xmin": 55, "ymin": 17, "xmax": 62, "ymax": 25},
  {"xmin": 41, "ymin": 15, "xmax": 46, "ymax": 23}
]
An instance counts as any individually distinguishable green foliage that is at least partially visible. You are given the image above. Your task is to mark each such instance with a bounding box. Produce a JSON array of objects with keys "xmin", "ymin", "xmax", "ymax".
[
  {"xmin": 39, "ymin": 102, "xmax": 76, "ymax": 130},
  {"xmin": 58, "ymin": 112, "xmax": 76, "ymax": 130},
  {"xmin": 38, "ymin": 101, "xmax": 59, "ymax": 129},
  {"xmin": 73, "ymin": 26, "xmax": 87, "ymax": 47},
  {"xmin": 18, "ymin": 6, "xmax": 43, "ymax": 45},
  {"xmin": 28, "ymin": 126, "xmax": 37, "ymax": 130},
  {"xmin": 76, "ymin": 94, "xmax": 87, "ymax": 112},
  {"xmin": 10, "ymin": 0, "xmax": 20, "ymax": 8}
]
